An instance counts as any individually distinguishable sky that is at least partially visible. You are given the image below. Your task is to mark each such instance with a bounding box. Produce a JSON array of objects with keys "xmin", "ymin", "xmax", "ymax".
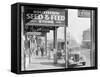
[
  {"xmin": 47, "ymin": 9, "xmax": 90, "ymax": 44},
  {"xmin": 68, "ymin": 9, "xmax": 90, "ymax": 44}
]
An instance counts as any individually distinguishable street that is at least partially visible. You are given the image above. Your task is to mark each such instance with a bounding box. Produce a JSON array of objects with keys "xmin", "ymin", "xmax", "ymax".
[{"xmin": 21, "ymin": 48, "xmax": 91, "ymax": 70}]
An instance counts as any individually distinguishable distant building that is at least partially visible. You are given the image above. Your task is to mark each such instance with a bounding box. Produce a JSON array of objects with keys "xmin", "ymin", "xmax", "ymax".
[{"xmin": 82, "ymin": 29, "xmax": 91, "ymax": 49}]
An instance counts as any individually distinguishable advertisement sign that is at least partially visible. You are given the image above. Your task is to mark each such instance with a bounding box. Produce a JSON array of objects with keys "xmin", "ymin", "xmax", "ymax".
[
  {"xmin": 78, "ymin": 10, "xmax": 91, "ymax": 18},
  {"xmin": 24, "ymin": 7, "xmax": 65, "ymax": 27}
]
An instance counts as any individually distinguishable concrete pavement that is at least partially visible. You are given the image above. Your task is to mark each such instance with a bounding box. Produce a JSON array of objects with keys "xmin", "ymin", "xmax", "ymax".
[{"xmin": 26, "ymin": 55, "xmax": 65, "ymax": 70}]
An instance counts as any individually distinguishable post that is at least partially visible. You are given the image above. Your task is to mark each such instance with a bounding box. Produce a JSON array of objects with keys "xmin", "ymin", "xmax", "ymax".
[
  {"xmin": 65, "ymin": 9, "xmax": 68, "ymax": 68},
  {"xmin": 29, "ymin": 39, "xmax": 31, "ymax": 64},
  {"xmin": 45, "ymin": 33, "xmax": 47, "ymax": 56},
  {"xmin": 53, "ymin": 27, "xmax": 58, "ymax": 64}
]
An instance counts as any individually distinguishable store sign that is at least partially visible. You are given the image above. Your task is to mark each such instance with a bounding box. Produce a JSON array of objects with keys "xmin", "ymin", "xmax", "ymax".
[
  {"xmin": 24, "ymin": 7, "xmax": 65, "ymax": 26},
  {"xmin": 78, "ymin": 10, "xmax": 91, "ymax": 18},
  {"xmin": 26, "ymin": 32, "xmax": 42, "ymax": 35}
]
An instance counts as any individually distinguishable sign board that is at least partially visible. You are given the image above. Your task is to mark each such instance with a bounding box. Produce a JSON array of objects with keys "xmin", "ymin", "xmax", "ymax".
[
  {"xmin": 26, "ymin": 32, "xmax": 42, "ymax": 35},
  {"xmin": 24, "ymin": 7, "xmax": 66, "ymax": 27},
  {"xmin": 24, "ymin": 26, "xmax": 50, "ymax": 32},
  {"xmin": 26, "ymin": 32, "xmax": 46, "ymax": 36},
  {"xmin": 78, "ymin": 10, "xmax": 91, "ymax": 18}
]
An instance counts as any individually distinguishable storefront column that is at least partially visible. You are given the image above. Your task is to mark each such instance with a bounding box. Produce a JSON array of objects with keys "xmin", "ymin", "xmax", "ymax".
[
  {"xmin": 45, "ymin": 33, "xmax": 47, "ymax": 56},
  {"xmin": 29, "ymin": 39, "xmax": 31, "ymax": 64},
  {"xmin": 53, "ymin": 27, "xmax": 58, "ymax": 64}
]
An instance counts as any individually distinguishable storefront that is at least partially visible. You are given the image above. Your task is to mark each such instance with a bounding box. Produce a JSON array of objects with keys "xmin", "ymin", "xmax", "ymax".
[{"xmin": 21, "ymin": 6, "xmax": 68, "ymax": 70}]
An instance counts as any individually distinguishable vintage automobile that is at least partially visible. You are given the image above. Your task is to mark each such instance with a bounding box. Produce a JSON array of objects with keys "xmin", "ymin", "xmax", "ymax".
[{"xmin": 68, "ymin": 51, "xmax": 86, "ymax": 67}]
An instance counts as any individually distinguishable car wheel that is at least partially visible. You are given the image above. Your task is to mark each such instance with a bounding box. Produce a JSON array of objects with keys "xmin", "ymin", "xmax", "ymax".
[{"xmin": 82, "ymin": 62, "xmax": 86, "ymax": 65}]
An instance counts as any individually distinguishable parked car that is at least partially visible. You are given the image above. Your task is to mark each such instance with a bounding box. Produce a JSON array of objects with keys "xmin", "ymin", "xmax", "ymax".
[{"xmin": 68, "ymin": 51, "xmax": 86, "ymax": 67}]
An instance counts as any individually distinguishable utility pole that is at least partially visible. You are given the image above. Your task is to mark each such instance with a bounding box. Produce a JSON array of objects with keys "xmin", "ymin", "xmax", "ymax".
[{"xmin": 53, "ymin": 27, "xmax": 58, "ymax": 64}]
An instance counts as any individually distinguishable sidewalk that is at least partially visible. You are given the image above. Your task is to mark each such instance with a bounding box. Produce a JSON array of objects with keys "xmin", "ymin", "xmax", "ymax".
[{"xmin": 26, "ymin": 55, "xmax": 65, "ymax": 70}]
